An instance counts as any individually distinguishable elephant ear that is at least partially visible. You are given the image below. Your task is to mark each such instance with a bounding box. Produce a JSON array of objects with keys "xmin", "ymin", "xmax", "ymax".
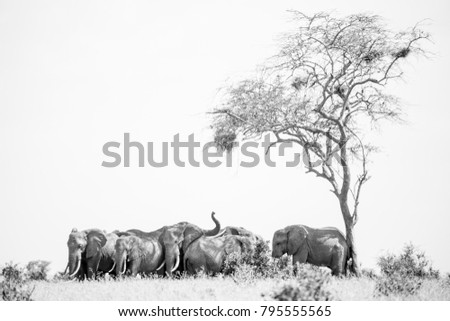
[
  {"xmin": 182, "ymin": 225, "xmax": 202, "ymax": 252},
  {"xmin": 129, "ymin": 237, "xmax": 142, "ymax": 261},
  {"xmin": 235, "ymin": 236, "xmax": 253, "ymax": 253},
  {"xmin": 86, "ymin": 230, "xmax": 107, "ymax": 258},
  {"xmin": 287, "ymin": 228, "xmax": 305, "ymax": 256},
  {"xmin": 114, "ymin": 230, "xmax": 132, "ymax": 237},
  {"xmin": 226, "ymin": 227, "xmax": 239, "ymax": 235},
  {"xmin": 224, "ymin": 237, "xmax": 238, "ymax": 255}
]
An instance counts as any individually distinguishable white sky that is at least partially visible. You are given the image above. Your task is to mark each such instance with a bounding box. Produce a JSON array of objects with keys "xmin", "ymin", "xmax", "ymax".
[{"xmin": 1, "ymin": 0, "xmax": 449, "ymax": 274}]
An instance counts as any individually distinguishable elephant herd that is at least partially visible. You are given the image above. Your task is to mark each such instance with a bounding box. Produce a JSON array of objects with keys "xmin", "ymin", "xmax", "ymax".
[{"xmin": 64, "ymin": 212, "xmax": 350, "ymax": 279}]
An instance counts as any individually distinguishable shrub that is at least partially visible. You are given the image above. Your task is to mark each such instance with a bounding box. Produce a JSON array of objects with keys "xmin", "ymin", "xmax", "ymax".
[
  {"xmin": 222, "ymin": 251, "xmax": 243, "ymax": 276},
  {"xmin": 375, "ymin": 272, "xmax": 422, "ymax": 296},
  {"xmin": 375, "ymin": 243, "xmax": 438, "ymax": 296},
  {"xmin": 269, "ymin": 255, "xmax": 297, "ymax": 279},
  {"xmin": 52, "ymin": 271, "xmax": 69, "ymax": 282},
  {"xmin": 378, "ymin": 243, "xmax": 439, "ymax": 279},
  {"xmin": 223, "ymin": 240, "xmax": 310, "ymax": 280},
  {"xmin": 26, "ymin": 260, "xmax": 51, "ymax": 281},
  {"xmin": 266, "ymin": 264, "xmax": 333, "ymax": 301},
  {"xmin": 222, "ymin": 239, "xmax": 272, "ymax": 277},
  {"xmin": 246, "ymin": 240, "xmax": 272, "ymax": 276},
  {"xmin": 361, "ymin": 268, "xmax": 378, "ymax": 279},
  {"xmin": 1, "ymin": 263, "xmax": 34, "ymax": 301},
  {"xmin": 230, "ymin": 262, "xmax": 257, "ymax": 285}
]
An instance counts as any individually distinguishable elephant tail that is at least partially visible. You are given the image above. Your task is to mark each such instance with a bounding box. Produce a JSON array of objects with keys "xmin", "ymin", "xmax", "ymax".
[{"xmin": 202, "ymin": 212, "xmax": 221, "ymax": 236}]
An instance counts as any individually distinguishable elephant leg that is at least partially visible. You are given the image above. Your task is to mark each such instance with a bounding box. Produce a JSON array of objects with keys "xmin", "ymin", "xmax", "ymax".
[
  {"xmin": 184, "ymin": 258, "xmax": 194, "ymax": 275},
  {"xmin": 292, "ymin": 243, "xmax": 308, "ymax": 275},
  {"xmin": 292, "ymin": 243, "xmax": 308, "ymax": 266},
  {"xmin": 87, "ymin": 256, "xmax": 101, "ymax": 280},
  {"xmin": 330, "ymin": 244, "xmax": 345, "ymax": 276},
  {"xmin": 130, "ymin": 261, "xmax": 139, "ymax": 277},
  {"xmin": 77, "ymin": 264, "xmax": 87, "ymax": 281}
]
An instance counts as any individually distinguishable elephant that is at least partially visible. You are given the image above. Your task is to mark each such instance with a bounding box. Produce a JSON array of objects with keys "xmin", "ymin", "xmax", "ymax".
[
  {"xmin": 162, "ymin": 211, "xmax": 221, "ymax": 277},
  {"xmin": 272, "ymin": 225, "xmax": 349, "ymax": 276},
  {"xmin": 221, "ymin": 226, "xmax": 264, "ymax": 243},
  {"xmin": 117, "ymin": 227, "xmax": 166, "ymax": 240},
  {"xmin": 184, "ymin": 235, "xmax": 254, "ymax": 275},
  {"xmin": 115, "ymin": 235, "xmax": 165, "ymax": 277},
  {"xmin": 65, "ymin": 228, "xmax": 118, "ymax": 280}
]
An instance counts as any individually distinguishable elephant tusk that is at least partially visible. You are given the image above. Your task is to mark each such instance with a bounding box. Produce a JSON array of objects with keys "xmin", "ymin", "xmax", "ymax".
[
  {"xmin": 208, "ymin": 230, "xmax": 226, "ymax": 238},
  {"xmin": 121, "ymin": 259, "xmax": 127, "ymax": 275},
  {"xmin": 171, "ymin": 255, "xmax": 180, "ymax": 272},
  {"xmin": 156, "ymin": 261, "xmax": 165, "ymax": 271},
  {"xmin": 69, "ymin": 259, "xmax": 81, "ymax": 278},
  {"xmin": 107, "ymin": 262, "xmax": 116, "ymax": 273}
]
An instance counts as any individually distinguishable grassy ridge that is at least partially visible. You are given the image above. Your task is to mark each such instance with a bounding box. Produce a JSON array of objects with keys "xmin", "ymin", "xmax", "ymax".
[{"xmin": 30, "ymin": 277, "xmax": 450, "ymax": 301}]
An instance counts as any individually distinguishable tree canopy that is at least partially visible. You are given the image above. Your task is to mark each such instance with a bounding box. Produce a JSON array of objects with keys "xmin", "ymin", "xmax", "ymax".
[{"xmin": 210, "ymin": 12, "xmax": 430, "ymax": 275}]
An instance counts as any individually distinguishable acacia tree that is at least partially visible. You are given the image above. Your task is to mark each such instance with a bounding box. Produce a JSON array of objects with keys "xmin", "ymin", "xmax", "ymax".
[{"xmin": 210, "ymin": 12, "xmax": 429, "ymax": 276}]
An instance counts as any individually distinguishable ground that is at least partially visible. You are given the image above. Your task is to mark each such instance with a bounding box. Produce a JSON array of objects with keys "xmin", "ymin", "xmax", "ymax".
[{"xmin": 30, "ymin": 277, "xmax": 450, "ymax": 301}]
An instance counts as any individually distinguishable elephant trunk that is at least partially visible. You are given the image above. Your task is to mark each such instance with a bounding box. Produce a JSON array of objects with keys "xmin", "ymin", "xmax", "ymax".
[
  {"xmin": 68, "ymin": 254, "xmax": 81, "ymax": 278},
  {"xmin": 271, "ymin": 245, "xmax": 283, "ymax": 258},
  {"xmin": 202, "ymin": 211, "xmax": 221, "ymax": 236},
  {"xmin": 63, "ymin": 263, "xmax": 69, "ymax": 275},
  {"xmin": 271, "ymin": 248, "xmax": 278, "ymax": 258},
  {"xmin": 165, "ymin": 248, "xmax": 178, "ymax": 277}
]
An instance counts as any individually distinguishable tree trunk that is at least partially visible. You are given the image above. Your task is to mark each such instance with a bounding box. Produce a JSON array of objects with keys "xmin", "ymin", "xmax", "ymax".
[
  {"xmin": 337, "ymin": 135, "xmax": 362, "ymax": 277},
  {"xmin": 339, "ymin": 199, "xmax": 362, "ymax": 276}
]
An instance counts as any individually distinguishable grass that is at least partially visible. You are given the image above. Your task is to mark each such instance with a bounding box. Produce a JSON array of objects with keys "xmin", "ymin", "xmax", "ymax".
[
  {"xmin": 29, "ymin": 276, "xmax": 450, "ymax": 301},
  {"xmin": 31, "ymin": 276, "xmax": 279, "ymax": 301},
  {"xmin": 6, "ymin": 243, "xmax": 450, "ymax": 301},
  {"xmin": 329, "ymin": 277, "xmax": 450, "ymax": 300}
]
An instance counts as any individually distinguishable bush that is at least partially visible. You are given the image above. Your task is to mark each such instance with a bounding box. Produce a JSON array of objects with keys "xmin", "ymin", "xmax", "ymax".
[
  {"xmin": 52, "ymin": 271, "xmax": 70, "ymax": 282},
  {"xmin": 266, "ymin": 264, "xmax": 333, "ymax": 301},
  {"xmin": 375, "ymin": 272, "xmax": 422, "ymax": 296},
  {"xmin": 246, "ymin": 240, "xmax": 272, "ymax": 276},
  {"xmin": 361, "ymin": 268, "xmax": 378, "ymax": 279},
  {"xmin": 26, "ymin": 260, "xmax": 51, "ymax": 281},
  {"xmin": 378, "ymin": 243, "xmax": 439, "ymax": 279},
  {"xmin": 375, "ymin": 243, "xmax": 438, "ymax": 296},
  {"xmin": 269, "ymin": 255, "xmax": 297, "ymax": 279},
  {"xmin": 1, "ymin": 263, "xmax": 34, "ymax": 301},
  {"xmin": 222, "ymin": 251, "xmax": 244, "ymax": 276},
  {"xmin": 223, "ymin": 239, "xmax": 317, "ymax": 280},
  {"xmin": 222, "ymin": 239, "xmax": 272, "ymax": 277}
]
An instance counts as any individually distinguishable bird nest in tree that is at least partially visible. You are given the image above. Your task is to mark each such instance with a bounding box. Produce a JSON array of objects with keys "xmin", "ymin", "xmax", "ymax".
[
  {"xmin": 362, "ymin": 50, "xmax": 383, "ymax": 63},
  {"xmin": 214, "ymin": 132, "xmax": 237, "ymax": 152},
  {"xmin": 394, "ymin": 48, "xmax": 410, "ymax": 59}
]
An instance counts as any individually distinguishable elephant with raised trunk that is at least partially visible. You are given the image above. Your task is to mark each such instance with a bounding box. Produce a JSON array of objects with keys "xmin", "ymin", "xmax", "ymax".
[
  {"xmin": 272, "ymin": 225, "xmax": 349, "ymax": 276},
  {"xmin": 184, "ymin": 235, "xmax": 254, "ymax": 275},
  {"xmin": 115, "ymin": 235, "xmax": 165, "ymax": 277},
  {"xmin": 162, "ymin": 211, "xmax": 221, "ymax": 277},
  {"xmin": 65, "ymin": 228, "xmax": 118, "ymax": 279}
]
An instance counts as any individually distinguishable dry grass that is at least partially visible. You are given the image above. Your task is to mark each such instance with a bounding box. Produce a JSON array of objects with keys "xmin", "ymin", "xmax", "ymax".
[
  {"xmin": 32, "ymin": 276, "xmax": 278, "ymax": 301},
  {"xmin": 30, "ymin": 276, "xmax": 450, "ymax": 301}
]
